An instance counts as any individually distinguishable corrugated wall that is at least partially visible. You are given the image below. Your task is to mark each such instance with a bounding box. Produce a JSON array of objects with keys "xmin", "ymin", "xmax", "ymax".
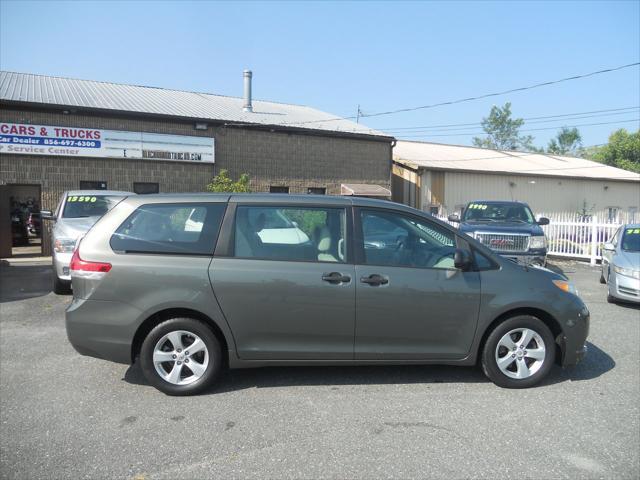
[
  {"xmin": 418, "ymin": 170, "xmax": 640, "ymax": 221},
  {"xmin": 392, "ymin": 163, "xmax": 419, "ymax": 207}
]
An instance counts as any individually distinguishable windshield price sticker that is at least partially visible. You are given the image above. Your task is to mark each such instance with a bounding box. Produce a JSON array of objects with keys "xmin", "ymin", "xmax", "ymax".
[
  {"xmin": 67, "ymin": 196, "xmax": 97, "ymax": 203},
  {"xmin": 626, "ymin": 228, "xmax": 640, "ymax": 234},
  {"xmin": 468, "ymin": 203, "xmax": 488, "ymax": 210}
]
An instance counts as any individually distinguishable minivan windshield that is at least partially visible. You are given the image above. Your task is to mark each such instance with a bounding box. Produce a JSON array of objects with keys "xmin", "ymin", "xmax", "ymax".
[
  {"xmin": 62, "ymin": 195, "xmax": 124, "ymax": 219},
  {"xmin": 463, "ymin": 202, "xmax": 536, "ymax": 224},
  {"xmin": 621, "ymin": 227, "xmax": 640, "ymax": 252}
]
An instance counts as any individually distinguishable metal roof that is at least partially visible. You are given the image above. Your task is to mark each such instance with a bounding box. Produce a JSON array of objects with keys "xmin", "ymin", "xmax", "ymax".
[
  {"xmin": 393, "ymin": 140, "xmax": 640, "ymax": 182},
  {"xmin": 0, "ymin": 71, "xmax": 390, "ymax": 139},
  {"xmin": 341, "ymin": 183, "xmax": 392, "ymax": 197}
]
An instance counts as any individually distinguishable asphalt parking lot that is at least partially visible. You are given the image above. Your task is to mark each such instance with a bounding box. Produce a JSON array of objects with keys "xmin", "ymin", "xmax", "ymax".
[{"xmin": 1, "ymin": 259, "xmax": 638, "ymax": 479}]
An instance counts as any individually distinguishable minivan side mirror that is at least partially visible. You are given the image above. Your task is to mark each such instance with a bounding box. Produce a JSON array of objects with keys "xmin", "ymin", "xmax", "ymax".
[
  {"xmin": 537, "ymin": 217, "xmax": 550, "ymax": 226},
  {"xmin": 603, "ymin": 242, "xmax": 616, "ymax": 252},
  {"xmin": 448, "ymin": 214, "xmax": 461, "ymax": 223},
  {"xmin": 453, "ymin": 249, "xmax": 473, "ymax": 270},
  {"xmin": 40, "ymin": 210, "xmax": 56, "ymax": 221}
]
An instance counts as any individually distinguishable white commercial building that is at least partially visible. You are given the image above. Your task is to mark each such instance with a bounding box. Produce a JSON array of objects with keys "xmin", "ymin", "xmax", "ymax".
[{"xmin": 392, "ymin": 140, "xmax": 640, "ymax": 223}]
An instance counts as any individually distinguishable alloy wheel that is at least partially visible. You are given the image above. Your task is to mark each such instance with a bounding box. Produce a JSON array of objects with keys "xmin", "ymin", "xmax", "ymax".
[
  {"xmin": 494, "ymin": 328, "xmax": 546, "ymax": 380},
  {"xmin": 153, "ymin": 330, "xmax": 209, "ymax": 385}
]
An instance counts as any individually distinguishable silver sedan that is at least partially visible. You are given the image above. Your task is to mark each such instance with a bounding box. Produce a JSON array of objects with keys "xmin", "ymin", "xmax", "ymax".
[{"xmin": 601, "ymin": 224, "xmax": 640, "ymax": 303}]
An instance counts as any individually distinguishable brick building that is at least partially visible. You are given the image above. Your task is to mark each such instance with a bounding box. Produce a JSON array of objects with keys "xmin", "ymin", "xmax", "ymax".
[{"xmin": 0, "ymin": 71, "xmax": 393, "ymax": 256}]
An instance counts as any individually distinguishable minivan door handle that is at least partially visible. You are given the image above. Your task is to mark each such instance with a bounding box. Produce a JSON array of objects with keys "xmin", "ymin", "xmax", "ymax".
[
  {"xmin": 360, "ymin": 274, "xmax": 389, "ymax": 286},
  {"xmin": 321, "ymin": 272, "xmax": 351, "ymax": 284}
]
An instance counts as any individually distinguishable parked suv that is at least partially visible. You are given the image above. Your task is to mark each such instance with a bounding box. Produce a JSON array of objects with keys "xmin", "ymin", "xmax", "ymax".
[
  {"xmin": 448, "ymin": 201, "xmax": 549, "ymax": 266},
  {"xmin": 41, "ymin": 190, "xmax": 133, "ymax": 294},
  {"xmin": 66, "ymin": 194, "xmax": 588, "ymax": 395}
]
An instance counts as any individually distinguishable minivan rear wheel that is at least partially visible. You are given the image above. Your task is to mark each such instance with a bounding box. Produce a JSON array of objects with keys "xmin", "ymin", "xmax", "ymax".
[
  {"xmin": 481, "ymin": 315, "xmax": 555, "ymax": 388},
  {"xmin": 140, "ymin": 318, "xmax": 222, "ymax": 396}
]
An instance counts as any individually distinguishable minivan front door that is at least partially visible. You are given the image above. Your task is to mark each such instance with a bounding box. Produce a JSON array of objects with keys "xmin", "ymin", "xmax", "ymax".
[
  {"xmin": 354, "ymin": 208, "xmax": 481, "ymax": 359},
  {"xmin": 210, "ymin": 203, "xmax": 355, "ymax": 360}
]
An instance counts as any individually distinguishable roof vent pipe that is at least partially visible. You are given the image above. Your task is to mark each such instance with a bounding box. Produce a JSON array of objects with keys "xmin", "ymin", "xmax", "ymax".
[{"xmin": 243, "ymin": 69, "xmax": 253, "ymax": 112}]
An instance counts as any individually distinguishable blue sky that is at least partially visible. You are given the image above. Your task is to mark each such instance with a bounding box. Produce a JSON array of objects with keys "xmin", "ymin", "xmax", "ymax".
[{"xmin": 1, "ymin": 0, "xmax": 638, "ymax": 148}]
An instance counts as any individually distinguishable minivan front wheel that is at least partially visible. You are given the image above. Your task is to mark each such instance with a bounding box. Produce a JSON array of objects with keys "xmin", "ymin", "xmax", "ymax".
[
  {"xmin": 481, "ymin": 315, "xmax": 555, "ymax": 388},
  {"xmin": 140, "ymin": 318, "xmax": 222, "ymax": 396}
]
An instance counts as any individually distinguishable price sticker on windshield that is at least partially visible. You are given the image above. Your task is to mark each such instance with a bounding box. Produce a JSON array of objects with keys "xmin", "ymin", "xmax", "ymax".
[
  {"xmin": 67, "ymin": 196, "xmax": 97, "ymax": 203},
  {"xmin": 468, "ymin": 203, "xmax": 488, "ymax": 210}
]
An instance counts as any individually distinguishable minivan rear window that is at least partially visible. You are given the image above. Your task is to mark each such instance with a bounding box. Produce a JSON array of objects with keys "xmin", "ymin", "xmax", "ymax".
[{"xmin": 110, "ymin": 203, "xmax": 226, "ymax": 255}]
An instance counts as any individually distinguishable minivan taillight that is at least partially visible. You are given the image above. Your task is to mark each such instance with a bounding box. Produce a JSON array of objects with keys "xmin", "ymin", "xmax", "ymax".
[{"xmin": 69, "ymin": 249, "xmax": 112, "ymax": 274}]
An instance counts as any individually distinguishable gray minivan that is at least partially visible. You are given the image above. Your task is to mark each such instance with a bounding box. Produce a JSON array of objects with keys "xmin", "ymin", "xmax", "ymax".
[{"xmin": 66, "ymin": 194, "xmax": 589, "ymax": 395}]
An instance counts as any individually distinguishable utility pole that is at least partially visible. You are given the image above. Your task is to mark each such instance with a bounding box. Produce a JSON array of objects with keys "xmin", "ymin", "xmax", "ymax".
[{"xmin": 356, "ymin": 104, "xmax": 362, "ymax": 124}]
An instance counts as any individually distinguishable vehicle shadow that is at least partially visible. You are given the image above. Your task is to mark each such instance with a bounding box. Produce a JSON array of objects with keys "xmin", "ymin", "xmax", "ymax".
[
  {"xmin": 610, "ymin": 301, "xmax": 640, "ymax": 311},
  {"xmin": 542, "ymin": 341, "xmax": 615, "ymax": 385},
  {"xmin": 123, "ymin": 341, "xmax": 614, "ymax": 393},
  {"xmin": 0, "ymin": 262, "xmax": 55, "ymax": 303}
]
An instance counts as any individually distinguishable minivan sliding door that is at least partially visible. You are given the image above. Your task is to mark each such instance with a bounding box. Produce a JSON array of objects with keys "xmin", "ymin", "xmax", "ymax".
[{"xmin": 210, "ymin": 202, "xmax": 355, "ymax": 360}]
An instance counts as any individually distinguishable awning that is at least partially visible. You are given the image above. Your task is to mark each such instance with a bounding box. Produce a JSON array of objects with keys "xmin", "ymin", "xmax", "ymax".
[{"xmin": 341, "ymin": 183, "xmax": 391, "ymax": 197}]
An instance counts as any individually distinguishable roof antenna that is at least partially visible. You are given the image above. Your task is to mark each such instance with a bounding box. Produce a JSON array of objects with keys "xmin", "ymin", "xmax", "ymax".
[{"xmin": 356, "ymin": 104, "xmax": 362, "ymax": 123}]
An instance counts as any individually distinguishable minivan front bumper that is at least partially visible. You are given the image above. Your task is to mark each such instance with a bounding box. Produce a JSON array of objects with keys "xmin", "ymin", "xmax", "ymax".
[{"xmin": 559, "ymin": 303, "xmax": 590, "ymax": 367}]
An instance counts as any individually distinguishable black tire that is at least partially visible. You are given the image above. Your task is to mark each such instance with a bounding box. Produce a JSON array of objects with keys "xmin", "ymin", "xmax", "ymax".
[
  {"xmin": 140, "ymin": 317, "xmax": 222, "ymax": 396},
  {"xmin": 481, "ymin": 315, "xmax": 555, "ymax": 389},
  {"xmin": 52, "ymin": 271, "xmax": 71, "ymax": 295},
  {"xmin": 606, "ymin": 271, "xmax": 616, "ymax": 303},
  {"xmin": 599, "ymin": 267, "xmax": 606, "ymax": 284}
]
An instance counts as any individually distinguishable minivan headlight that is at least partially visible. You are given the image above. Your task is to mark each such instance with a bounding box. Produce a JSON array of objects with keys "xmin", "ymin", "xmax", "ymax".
[
  {"xmin": 552, "ymin": 279, "xmax": 578, "ymax": 295},
  {"xmin": 529, "ymin": 235, "xmax": 547, "ymax": 249},
  {"xmin": 54, "ymin": 237, "xmax": 76, "ymax": 253},
  {"xmin": 614, "ymin": 265, "xmax": 640, "ymax": 280}
]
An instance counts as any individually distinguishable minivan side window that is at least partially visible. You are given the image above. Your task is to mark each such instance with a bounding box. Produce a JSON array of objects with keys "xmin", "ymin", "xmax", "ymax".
[
  {"xmin": 360, "ymin": 209, "xmax": 456, "ymax": 269},
  {"xmin": 234, "ymin": 206, "xmax": 346, "ymax": 263},
  {"xmin": 110, "ymin": 203, "xmax": 226, "ymax": 255}
]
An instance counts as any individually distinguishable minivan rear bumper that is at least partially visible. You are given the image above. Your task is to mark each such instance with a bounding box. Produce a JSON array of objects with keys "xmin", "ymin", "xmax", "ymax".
[{"xmin": 66, "ymin": 297, "xmax": 141, "ymax": 364}]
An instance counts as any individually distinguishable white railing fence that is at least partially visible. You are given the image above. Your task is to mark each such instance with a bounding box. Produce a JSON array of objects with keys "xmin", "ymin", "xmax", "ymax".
[{"xmin": 435, "ymin": 213, "xmax": 621, "ymax": 264}]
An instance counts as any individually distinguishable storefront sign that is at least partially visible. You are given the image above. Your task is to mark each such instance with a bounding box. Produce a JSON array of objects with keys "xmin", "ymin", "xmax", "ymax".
[{"xmin": 0, "ymin": 123, "xmax": 215, "ymax": 163}]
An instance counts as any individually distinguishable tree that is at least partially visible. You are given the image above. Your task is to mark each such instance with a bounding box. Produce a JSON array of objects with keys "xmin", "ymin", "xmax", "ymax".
[
  {"xmin": 206, "ymin": 169, "xmax": 252, "ymax": 192},
  {"xmin": 547, "ymin": 127, "xmax": 582, "ymax": 155},
  {"xmin": 472, "ymin": 102, "xmax": 535, "ymax": 151},
  {"xmin": 589, "ymin": 128, "xmax": 640, "ymax": 173}
]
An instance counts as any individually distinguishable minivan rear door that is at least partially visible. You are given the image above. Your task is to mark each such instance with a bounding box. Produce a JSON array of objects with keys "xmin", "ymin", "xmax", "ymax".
[
  {"xmin": 354, "ymin": 207, "xmax": 481, "ymax": 359},
  {"xmin": 210, "ymin": 201, "xmax": 355, "ymax": 360}
]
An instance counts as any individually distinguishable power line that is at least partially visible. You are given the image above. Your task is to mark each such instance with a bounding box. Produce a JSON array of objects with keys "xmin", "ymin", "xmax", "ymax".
[
  {"xmin": 386, "ymin": 109, "xmax": 639, "ymax": 133},
  {"xmin": 273, "ymin": 61, "xmax": 640, "ymax": 126},
  {"xmin": 381, "ymin": 106, "xmax": 639, "ymax": 132},
  {"xmin": 397, "ymin": 118, "xmax": 640, "ymax": 138}
]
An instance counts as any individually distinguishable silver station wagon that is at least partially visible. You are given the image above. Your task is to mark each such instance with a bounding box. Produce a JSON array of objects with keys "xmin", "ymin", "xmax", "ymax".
[{"xmin": 66, "ymin": 194, "xmax": 589, "ymax": 395}]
